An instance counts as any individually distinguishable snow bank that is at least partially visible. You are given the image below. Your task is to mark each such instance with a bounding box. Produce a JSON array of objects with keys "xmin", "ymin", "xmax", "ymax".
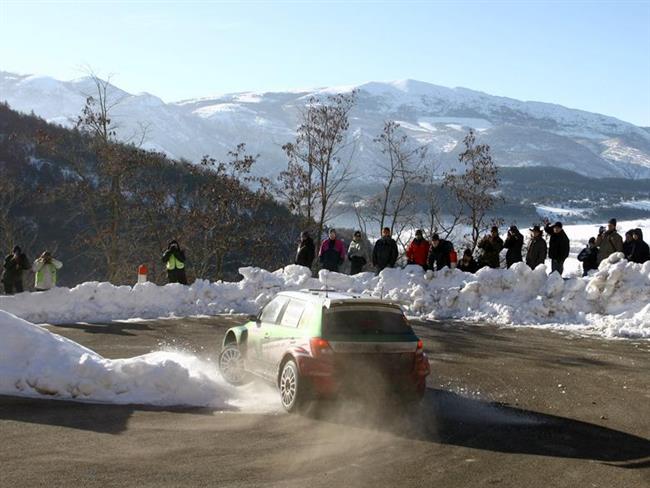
[
  {"xmin": 1, "ymin": 256, "xmax": 649, "ymax": 339},
  {"xmin": 0, "ymin": 310, "xmax": 277, "ymax": 408}
]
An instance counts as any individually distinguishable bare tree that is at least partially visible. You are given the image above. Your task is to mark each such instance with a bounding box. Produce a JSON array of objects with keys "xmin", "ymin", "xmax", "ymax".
[
  {"xmin": 280, "ymin": 91, "xmax": 357, "ymax": 238},
  {"xmin": 420, "ymin": 163, "xmax": 462, "ymax": 240},
  {"xmin": 358, "ymin": 121, "xmax": 426, "ymax": 245},
  {"xmin": 444, "ymin": 129, "xmax": 501, "ymax": 251}
]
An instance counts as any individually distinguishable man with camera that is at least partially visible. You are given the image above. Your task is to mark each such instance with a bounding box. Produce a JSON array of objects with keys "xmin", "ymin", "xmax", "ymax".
[
  {"xmin": 595, "ymin": 219, "xmax": 623, "ymax": 264},
  {"xmin": 32, "ymin": 251, "xmax": 63, "ymax": 291},
  {"xmin": 543, "ymin": 219, "xmax": 570, "ymax": 276},
  {"xmin": 162, "ymin": 240, "xmax": 188, "ymax": 285}
]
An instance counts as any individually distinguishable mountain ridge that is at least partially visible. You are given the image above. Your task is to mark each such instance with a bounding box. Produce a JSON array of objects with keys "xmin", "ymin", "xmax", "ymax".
[{"xmin": 2, "ymin": 70, "xmax": 649, "ymax": 179}]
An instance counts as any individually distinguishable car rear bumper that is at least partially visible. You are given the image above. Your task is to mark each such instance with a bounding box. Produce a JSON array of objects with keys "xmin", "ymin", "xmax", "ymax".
[{"xmin": 295, "ymin": 352, "xmax": 430, "ymax": 398}]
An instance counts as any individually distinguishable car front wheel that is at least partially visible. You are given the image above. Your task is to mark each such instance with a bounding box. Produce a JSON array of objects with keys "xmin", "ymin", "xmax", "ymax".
[
  {"xmin": 279, "ymin": 359, "xmax": 308, "ymax": 413},
  {"xmin": 219, "ymin": 344, "xmax": 248, "ymax": 385}
]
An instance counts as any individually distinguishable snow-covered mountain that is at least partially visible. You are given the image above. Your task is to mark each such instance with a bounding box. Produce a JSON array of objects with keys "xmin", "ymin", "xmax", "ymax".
[{"xmin": 2, "ymin": 71, "xmax": 650, "ymax": 179}]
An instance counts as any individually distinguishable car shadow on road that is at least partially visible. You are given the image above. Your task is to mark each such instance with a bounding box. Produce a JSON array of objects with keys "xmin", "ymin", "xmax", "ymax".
[
  {"xmin": 0, "ymin": 395, "xmax": 233, "ymax": 434},
  {"xmin": 305, "ymin": 388, "xmax": 650, "ymax": 468}
]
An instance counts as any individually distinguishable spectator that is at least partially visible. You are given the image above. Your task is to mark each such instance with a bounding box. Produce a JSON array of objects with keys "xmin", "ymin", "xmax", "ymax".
[
  {"xmin": 162, "ymin": 240, "xmax": 188, "ymax": 285},
  {"xmin": 543, "ymin": 220, "xmax": 570, "ymax": 275},
  {"xmin": 295, "ymin": 231, "xmax": 315, "ymax": 269},
  {"xmin": 372, "ymin": 227, "xmax": 398, "ymax": 274},
  {"xmin": 504, "ymin": 225, "xmax": 524, "ymax": 268},
  {"xmin": 347, "ymin": 231, "xmax": 370, "ymax": 275},
  {"xmin": 427, "ymin": 233, "xmax": 454, "ymax": 271},
  {"xmin": 32, "ymin": 251, "xmax": 63, "ymax": 291},
  {"xmin": 457, "ymin": 249, "xmax": 479, "ymax": 273},
  {"xmin": 577, "ymin": 237, "xmax": 599, "ymax": 276},
  {"xmin": 596, "ymin": 219, "xmax": 623, "ymax": 263},
  {"xmin": 629, "ymin": 229, "xmax": 650, "ymax": 264},
  {"xmin": 526, "ymin": 225, "xmax": 547, "ymax": 270},
  {"xmin": 406, "ymin": 229, "xmax": 430, "ymax": 270},
  {"xmin": 2, "ymin": 246, "xmax": 30, "ymax": 294},
  {"xmin": 319, "ymin": 229, "xmax": 346, "ymax": 272},
  {"xmin": 623, "ymin": 230, "xmax": 635, "ymax": 260},
  {"xmin": 478, "ymin": 226, "xmax": 504, "ymax": 269}
]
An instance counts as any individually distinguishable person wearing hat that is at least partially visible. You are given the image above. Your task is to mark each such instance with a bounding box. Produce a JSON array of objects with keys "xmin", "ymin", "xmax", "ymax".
[
  {"xmin": 577, "ymin": 237, "xmax": 599, "ymax": 276},
  {"xmin": 458, "ymin": 248, "xmax": 479, "ymax": 273},
  {"xmin": 162, "ymin": 240, "xmax": 188, "ymax": 285},
  {"xmin": 319, "ymin": 228, "xmax": 346, "ymax": 272},
  {"xmin": 2, "ymin": 246, "xmax": 30, "ymax": 294},
  {"xmin": 427, "ymin": 233, "xmax": 455, "ymax": 271},
  {"xmin": 477, "ymin": 226, "xmax": 504, "ymax": 269},
  {"xmin": 347, "ymin": 231, "xmax": 370, "ymax": 275},
  {"xmin": 629, "ymin": 228, "xmax": 650, "ymax": 264},
  {"xmin": 406, "ymin": 229, "xmax": 430, "ymax": 270},
  {"xmin": 372, "ymin": 227, "xmax": 399, "ymax": 274},
  {"xmin": 543, "ymin": 219, "xmax": 570, "ymax": 275},
  {"xmin": 295, "ymin": 231, "xmax": 316, "ymax": 269},
  {"xmin": 595, "ymin": 218, "xmax": 623, "ymax": 263},
  {"xmin": 526, "ymin": 225, "xmax": 547, "ymax": 270},
  {"xmin": 504, "ymin": 225, "xmax": 524, "ymax": 268},
  {"xmin": 32, "ymin": 251, "xmax": 63, "ymax": 291}
]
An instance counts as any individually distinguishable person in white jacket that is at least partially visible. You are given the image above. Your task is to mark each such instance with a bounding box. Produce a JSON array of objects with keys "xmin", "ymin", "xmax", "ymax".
[
  {"xmin": 347, "ymin": 231, "xmax": 370, "ymax": 275},
  {"xmin": 32, "ymin": 251, "xmax": 62, "ymax": 291}
]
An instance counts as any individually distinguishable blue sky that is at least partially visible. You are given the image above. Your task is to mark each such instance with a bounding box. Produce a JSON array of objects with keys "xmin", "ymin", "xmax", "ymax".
[{"xmin": 1, "ymin": 0, "xmax": 649, "ymax": 125}]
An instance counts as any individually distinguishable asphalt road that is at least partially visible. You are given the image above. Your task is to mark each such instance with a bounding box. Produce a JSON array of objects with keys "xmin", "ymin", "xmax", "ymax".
[{"xmin": 1, "ymin": 317, "xmax": 649, "ymax": 488}]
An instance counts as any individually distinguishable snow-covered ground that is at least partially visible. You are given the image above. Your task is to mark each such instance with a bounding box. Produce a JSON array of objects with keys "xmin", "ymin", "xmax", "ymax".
[
  {"xmin": 1, "ymin": 251, "xmax": 648, "ymax": 340},
  {"xmin": 0, "ymin": 310, "xmax": 278, "ymax": 409}
]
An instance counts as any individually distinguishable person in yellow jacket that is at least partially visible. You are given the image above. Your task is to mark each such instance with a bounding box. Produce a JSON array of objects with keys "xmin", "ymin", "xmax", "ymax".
[
  {"xmin": 32, "ymin": 251, "xmax": 63, "ymax": 291},
  {"xmin": 162, "ymin": 240, "xmax": 188, "ymax": 285}
]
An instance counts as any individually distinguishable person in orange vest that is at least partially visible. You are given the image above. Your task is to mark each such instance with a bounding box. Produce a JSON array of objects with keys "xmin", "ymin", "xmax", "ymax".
[
  {"xmin": 162, "ymin": 240, "xmax": 188, "ymax": 285},
  {"xmin": 406, "ymin": 229, "xmax": 430, "ymax": 270}
]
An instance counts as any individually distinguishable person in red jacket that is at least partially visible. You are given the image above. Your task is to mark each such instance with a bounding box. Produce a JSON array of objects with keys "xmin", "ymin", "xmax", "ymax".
[{"xmin": 406, "ymin": 229, "xmax": 430, "ymax": 270}]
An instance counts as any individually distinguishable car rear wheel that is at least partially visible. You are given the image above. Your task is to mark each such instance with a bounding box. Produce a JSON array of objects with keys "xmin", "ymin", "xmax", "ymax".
[
  {"xmin": 219, "ymin": 345, "xmax": 248, "ymax": 385},
  {"xmin": 279, "ymin": 359, "xmax": 308, "ymax": 413}
]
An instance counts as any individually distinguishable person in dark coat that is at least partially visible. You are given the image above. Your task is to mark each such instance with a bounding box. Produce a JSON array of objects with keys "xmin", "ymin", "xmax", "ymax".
[
  {"xmin": 372, "ymin": 227, "xmax": 399, "ymax": 274},
  {"xmin": 477, "ymin": 226, "xmax": 504, "ymax": 269},
  {"xmin": 2, "ymin": 246, "xmax": 30, "ymax": 294},
  {"xmin": 319, "ymin": 229, "xmax": 346, "ymax": 272},
  {"xmin": 295, "ymin": 231, "xmax": 315, "ymax": 268},
  {"xmin": 577, "ymin": 237, "xmax": 599, "ymax": 276},
  {"xmin": 427, "ymin": 233, "xmax": 454, "ymax": 271},
  {"xmin": 503, "ymin": 225, "xmax": 524, "ymax": 268},
  {"xmin": 162, "ymin": 240, "xmax": 188, "ymax": 285},
  {"xmin": 623, "ymin": 230, "xmax": 634, "ymax": 260},
  {"xmin": 629, "ymin": 229, "xmax": 650, "ymax": 264},
  {"xmin": 543, "ymin": 220, "xmax": 570, "ymax": 275},
  {"xmin": 457, "ymin": 249, "xmax": 479, "ymax": 273},
  {"xmin": 526, "ymin": 225, "xmax": 547, "ymax": 270},
  {"xmin": 406, "ymin": 229, "xmax": 430, "ymax": 270}
]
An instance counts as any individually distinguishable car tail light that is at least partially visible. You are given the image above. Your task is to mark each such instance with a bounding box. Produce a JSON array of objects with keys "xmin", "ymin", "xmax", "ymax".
[{"xmin": 310, "ymin": 337, "xmax": 332, "ymax": 357}]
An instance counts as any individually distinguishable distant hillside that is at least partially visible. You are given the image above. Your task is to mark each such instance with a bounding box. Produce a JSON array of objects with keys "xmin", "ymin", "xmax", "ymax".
[
  {"xmin": 2, "ymin": 71, "xmax": 650, "ymax": 179},
  {"xmin": 0, "ymin": 103, "xmax": 300, "ymax": 286}
]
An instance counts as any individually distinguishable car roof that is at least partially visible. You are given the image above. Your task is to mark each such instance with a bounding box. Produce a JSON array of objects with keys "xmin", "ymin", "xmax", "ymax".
[{"xmin": 277, "ymin": 290, "xmax": 403, "ymax": 309}]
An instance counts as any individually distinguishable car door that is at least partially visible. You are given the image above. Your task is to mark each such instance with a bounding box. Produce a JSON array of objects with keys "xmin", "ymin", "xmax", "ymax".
[
  {"xmin": 262, "ymin": 299, "xmax": 306, "ymax": 371},
  {"xmin": 247, "ymin": 296, "xmax": 289, "ymax": 377}
]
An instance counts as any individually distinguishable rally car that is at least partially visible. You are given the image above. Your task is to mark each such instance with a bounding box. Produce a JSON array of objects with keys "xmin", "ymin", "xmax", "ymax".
[{"xmin": 218, "ymin": 290, "xmax": 430, "ymax": 412}]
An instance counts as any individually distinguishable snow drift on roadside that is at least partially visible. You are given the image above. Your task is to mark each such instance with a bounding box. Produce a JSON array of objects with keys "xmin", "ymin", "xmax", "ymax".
[
  {"xmin": 0, "ymin": 310, "xmax": 277, "ymax": 408},
  {"xmin": 0, "ymin": 253, "xmax": 648, "ymax": 339}
]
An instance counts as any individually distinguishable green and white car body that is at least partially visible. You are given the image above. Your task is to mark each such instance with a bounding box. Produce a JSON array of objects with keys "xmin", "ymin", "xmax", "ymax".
[{"xmin": 219, "ymin": 290, "xmax": 430, "ymax": 412}]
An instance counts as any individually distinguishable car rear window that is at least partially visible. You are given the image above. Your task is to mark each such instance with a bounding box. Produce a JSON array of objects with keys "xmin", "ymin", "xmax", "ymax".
[{"xmin": 323, "ymin": 307, "xmax": 413, "ymax": 335}]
